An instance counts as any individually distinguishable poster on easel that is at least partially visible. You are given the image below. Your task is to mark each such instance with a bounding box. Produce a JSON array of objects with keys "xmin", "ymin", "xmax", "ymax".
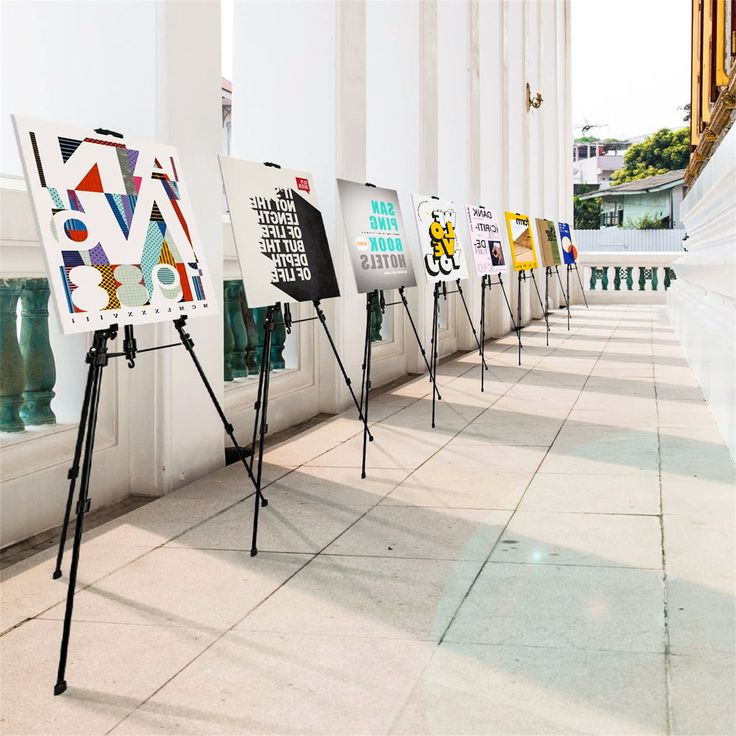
[
  {"xmin": 219, "ymin": 156, "xmax": 340, "ymax": 308},
  {"xmin": 337, "ymin": 179, "xmax": 416, "ymax": 292},
  {"xmin": 504, "ymin": 212, "xmax": 539, "ymax": 271},
  {"xmin": 558, "ymin": 221, "xmax": 578, "ymax": 264},
  {"xmin": 535, "ymin": 217, "xmax": 562, "ymax": 268},
  {"xmin": 466, "ymin": 205, "xmax": 507, "ymax": 276},
  {"xmin": 13, "ymin": 115, "xmax": 216, "ymax": 334},
  {"xmin": 412, "ymin": 194, "xmax": 470, "ymax": 283}
]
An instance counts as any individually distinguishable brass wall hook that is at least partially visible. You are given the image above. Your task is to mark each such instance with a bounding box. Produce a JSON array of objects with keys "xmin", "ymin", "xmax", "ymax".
[{"xmin": 526, "ymin": 82, "xmax": 543, "ymax": 110}]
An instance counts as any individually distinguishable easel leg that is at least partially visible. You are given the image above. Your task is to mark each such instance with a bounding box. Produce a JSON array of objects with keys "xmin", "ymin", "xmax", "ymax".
[
  {"xmin": 455, "ymin": 279, "xmax": 488, "ymax": 371},
  {"xmin": 574, "ymin": 264, "xmax": 589, "ymax": 307},
  {"xmin": 517, "ymin": 271, "xmax": 523, "ymax": 366},
  {"xmin": 529, "ymin": 270, "xmax": 549, "ymax": 346},
  {"xmin": 555, "ymin": 266, "xmax": 570, "ymax": 331},
  {"xmin": 497, "ymin": 274, "xmax": 521, "ymax": 352},
  {"xmin": 398, "ymin": 287, "xmax": 441, "ymax": 399},
  {"xmin": 360, "ymin": 293, "xmax": 375, "ymax": 479},
  {"xmin": 566, "ymin": 265, "xmax": 572, "ymax": 329},
  {"xmin": 431, "ymin": 284, "xmax": 440, "ymax": 428},
  {"xmin": 173, "ymin": 317, "xmax": 265, "ymax": 508},
  {"xmin": 313, "ymin": 300, "xmax": 373, "ymax": 441},
  {"xmin": 250, "ymin": 306, "xmax": 275, "ymax": 555},
  {"xmin": 53, "ymin": 356, "xmax": 97, "ymax": 579},
  {"xmin": 480, "ymin": 277, "xmax": 486, "ymax": 393},
  {"xmin": 55, "ymin": 328, "xmax": 112, "ymax": 695}
]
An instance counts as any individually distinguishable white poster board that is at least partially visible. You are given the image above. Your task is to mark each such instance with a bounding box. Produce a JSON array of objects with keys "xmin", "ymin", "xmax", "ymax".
[
  {"xmin": 219, "ymin": 156, "xmax": 340, "ymax": 308},
  {"xmin": 14, "ymin": 115, "xmax": 216, "ymax": 334},
  {"xmin": 465, "ymin": 204, "xmax": 508, "ymax": 276},
  {"xmin": 411, "ymin": 194, "xmax": 470, "ymax": 283}
]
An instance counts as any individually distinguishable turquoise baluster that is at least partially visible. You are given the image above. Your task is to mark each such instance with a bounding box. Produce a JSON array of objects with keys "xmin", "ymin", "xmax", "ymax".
[
  {"xmin": 223, "ymin": 282, "xmax": 234, "ymax": 382},
  {"xmin": 239, "ymin": 284, "xmax": 259, "ymax": 374},
  {"xmin": 0, "ymin": 280, "xmax": 25, "ymax": 432},
  {"xmin": 225, "ymin": 280, "xmax": 247, "ymax": 378},
  {"xmin": 19, "ymin": 278, "xmax": 56, "ymax": 425}
]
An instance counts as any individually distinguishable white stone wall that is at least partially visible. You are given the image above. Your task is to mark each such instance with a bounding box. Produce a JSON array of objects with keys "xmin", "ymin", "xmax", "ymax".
[
  {"xmin": 0, "ymin": 0, "xmax": 572, "ymax": 547},
  {"xmin": 669, "ymin": 125, "xmax": 736, "ymax": 458}
]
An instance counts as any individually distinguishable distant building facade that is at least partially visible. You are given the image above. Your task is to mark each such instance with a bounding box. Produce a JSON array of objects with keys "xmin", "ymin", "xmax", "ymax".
[
  {"xmin": 578, "ymin": 169, "xmax": 686, "ymax": 228},
  {"xmin": 572, "ymin": 139, "xmax": 632, "ymax": 189}
]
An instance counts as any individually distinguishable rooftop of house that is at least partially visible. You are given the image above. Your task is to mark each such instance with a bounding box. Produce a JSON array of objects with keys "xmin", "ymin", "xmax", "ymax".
[{"xmin": 578, "ymin": 169, "xmax": 687, "ymax": 199}]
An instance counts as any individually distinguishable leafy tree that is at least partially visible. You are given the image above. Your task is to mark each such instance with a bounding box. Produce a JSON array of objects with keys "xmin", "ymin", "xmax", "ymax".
[
  {"xmin": 573, "ymin": 184, "xmax": 601, "ymax": 229},
  {"xmin": 611, "ymin": 127, "xmax": 690, "ymax": 184}
]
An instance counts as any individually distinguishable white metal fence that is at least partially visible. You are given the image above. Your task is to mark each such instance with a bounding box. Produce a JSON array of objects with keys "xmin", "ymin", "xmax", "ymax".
[{"xmin": 576, "ymin": 229, "xmax": 686, "ymax": 252}]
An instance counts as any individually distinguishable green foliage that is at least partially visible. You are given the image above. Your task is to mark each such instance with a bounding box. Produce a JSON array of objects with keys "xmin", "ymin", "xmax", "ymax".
[
  {"xmin": 628, "ymin": 214, "xmax": 668, "ymax": 230},
  {"xmin": 575, "ymin": 135, "xmax": 600, "ymax": 142},
  {"xmin": 611, "ymin": 128, "xmax": 690, "ymax": 184},
  {"xmin": 574, "ymin": 192, "xmax": 601, "ymax": 229}
]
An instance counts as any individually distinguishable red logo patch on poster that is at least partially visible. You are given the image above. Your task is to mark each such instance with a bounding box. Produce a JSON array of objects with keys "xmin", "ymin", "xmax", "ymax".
[{"xmin": 295, "ymin": 177, "xmax": 310, "ymax": 194}]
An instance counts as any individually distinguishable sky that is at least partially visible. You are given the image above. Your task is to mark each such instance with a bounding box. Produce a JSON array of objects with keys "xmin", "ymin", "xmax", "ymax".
[{"xmin": 572, "ymin": 0, "xmax": 691, "ymax": 140}]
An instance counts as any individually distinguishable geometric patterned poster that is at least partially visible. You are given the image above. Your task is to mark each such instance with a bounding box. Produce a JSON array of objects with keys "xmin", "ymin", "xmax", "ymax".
[
  {"xmin": 558, "ymin": 221, "xmax": 578, "ymax": 264},
  {"xmin": 13, "ymin": 116, "xmax": 216, "ymax": 334},
  {"xmin": 411, "ymin": 194, "xmax": 470, "ymax": 283},
  {"xmin": 465, "ymin": 204, "xmax": 507, "ymax": 276},
  {"xmin": 337, "ymin": 179, "xmax": 416, "ymax": 293},
  {"xmin": 535, "ymin": 217, "xmax": 562, "ymax": 267},
  {"xmin": 219, "ymin": 156, "xmax": 340, "ymax": 309},
  {"xmin": 504, "ymin": 212, "xmax": 539, "ymax": 271}
]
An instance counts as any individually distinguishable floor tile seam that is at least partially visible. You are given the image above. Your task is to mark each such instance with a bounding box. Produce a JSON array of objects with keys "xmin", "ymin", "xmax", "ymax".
[
  {"xmin": 653, "ymin": 320, "xmax": 674, "ymax": 736},
  {"xmin": 31, "ymin": 615, "xmax": 222, "ymax": 632},
  {"xmin": 484, "ymin": 559, "xmax": 664, "ymax": 572},
  {"xmin": 435, "ymin": 309, "xmax": 628, "ymax": 646},
  {"xmin": 511, "ymin": 509, "xmax": 662, "ymax": 518},
  {"xmin": 432, "ymin": 638, "xmax": 668, "ymax": 656}
]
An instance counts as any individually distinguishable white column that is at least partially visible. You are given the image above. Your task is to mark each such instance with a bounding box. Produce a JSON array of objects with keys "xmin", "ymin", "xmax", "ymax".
[{"xmin": 130, "ymin": 0, "xmax": 224, "ymax": 496}]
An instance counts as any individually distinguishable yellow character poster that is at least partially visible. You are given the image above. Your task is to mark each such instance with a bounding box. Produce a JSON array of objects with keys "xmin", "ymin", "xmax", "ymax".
[{"xmin": 504, "ymin": 212, "xmax": 538, "ymax": 271}]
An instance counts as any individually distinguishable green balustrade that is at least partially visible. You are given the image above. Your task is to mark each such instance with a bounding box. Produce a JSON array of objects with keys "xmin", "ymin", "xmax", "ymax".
[
  {"xmin": 240, "ymin": 285, "xmax": 259, "ymax": 373},
  {"xmin": 19, "ymin": 278, "xmax": 56, "ymax": 425},
  {"xmin": 589, "ymin": 267, "xmax": 608, "ymax": 291},
  {"xmin": 370, "ymin": 294, "xmax": 383, "ymax": 342},
  {"xmin": 0, "ymin": 279, "xmax": 25, "ymax": 432},
  {"xmin": 271, "ymin": 305, "xmax": 286, "ymax": 370},
  {"xmin": 585, "ymin": 265, "xmax": 673, "ymax": 293},
  {"xmin": 225, "ymin": 280, "xmax": 247, "ymax": 378},
  {"xmin": 223, "ymin": 282, "xmax": 234, "ymax": 382}
]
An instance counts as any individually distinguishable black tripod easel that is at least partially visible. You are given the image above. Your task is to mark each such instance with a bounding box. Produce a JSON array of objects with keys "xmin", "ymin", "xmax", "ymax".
[
  {"xmin": 52, "ymin": 316, "xmax": 263, "ymax": 696},
  {"xmin": 479, "ymin": 273, "xmax": 519, "ymax": 392}
]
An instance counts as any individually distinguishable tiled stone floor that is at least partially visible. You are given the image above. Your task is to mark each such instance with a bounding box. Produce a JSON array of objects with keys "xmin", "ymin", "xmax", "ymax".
[{"xmin": 1, "ymin": 305, "xmax": 734, "ymax": 735}]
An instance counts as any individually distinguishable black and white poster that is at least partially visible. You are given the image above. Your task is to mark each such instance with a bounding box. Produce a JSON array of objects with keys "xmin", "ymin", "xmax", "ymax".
[
  {"xmin": 337, "ymin": 179, "xmax": 416, "ymax": 293},
  {"xmin": 219, "ymin": 156, "xmax": 340, "ymax": 308}
]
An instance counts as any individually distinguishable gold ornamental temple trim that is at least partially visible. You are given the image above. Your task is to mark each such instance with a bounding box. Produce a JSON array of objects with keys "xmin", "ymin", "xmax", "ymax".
[{"xmin": 686, "ymin": 67, "xmax": 736, "ymax": 186}]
